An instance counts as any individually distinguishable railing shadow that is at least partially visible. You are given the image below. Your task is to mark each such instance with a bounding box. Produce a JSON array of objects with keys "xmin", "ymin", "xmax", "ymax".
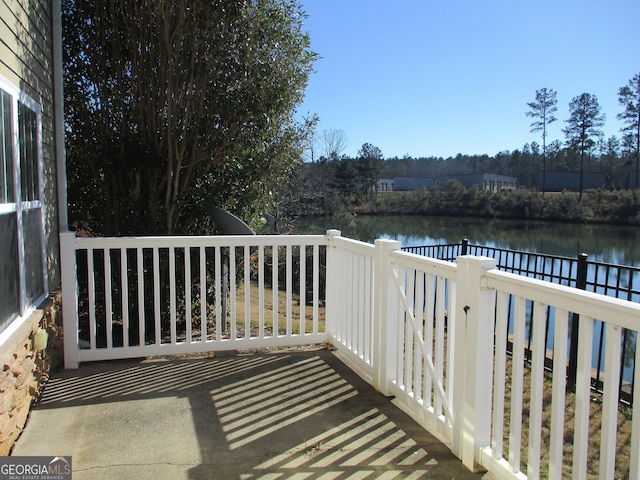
[{"xmin": 35, "ymin": 349, "xmax": 485, "ymax": 479}]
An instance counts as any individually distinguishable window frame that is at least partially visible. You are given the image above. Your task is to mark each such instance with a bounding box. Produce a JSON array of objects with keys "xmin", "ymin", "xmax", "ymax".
[{"xmin": 0, "ymin": 75, "xmax": 48, "ymax": 336}]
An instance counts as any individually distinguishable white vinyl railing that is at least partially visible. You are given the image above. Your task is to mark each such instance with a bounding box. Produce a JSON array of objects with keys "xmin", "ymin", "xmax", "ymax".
[
  {"xmin": 477, "ymin": 265, "xmax": 640, "ymax": 480},
  {"xmin": 324, "ymin": 234, "xmax": 639, "ymax": 480},
  {"xmin": 324, "ymin": 231, "xmax": 376, "ymax": 380},
  {"xmin": 60, "ymin": 232, "xmax": 326, "ymax": 368},
  {"xmin": 60, "ymin": 229, "xmax": 640, "ymax": 480}
]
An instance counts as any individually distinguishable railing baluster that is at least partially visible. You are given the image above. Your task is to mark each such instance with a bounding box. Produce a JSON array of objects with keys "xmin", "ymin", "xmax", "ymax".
[
  {"xmin": 353, "ymin": 253, "xmax": 361, "ymax": 353},
  {"xmin": 104, "ymin": 248, "xmax": 113, "ymax": 349},
  {"xmin": 120, "ymin": 247, "xmax": 129, "ymax": 348},
  {"xmin": 413, "ymin": 271, "xmax": 424, "ymax": 404},
  {"xmin": 229, "ymin": 246, "xmax": 236, "ymax": 341},
  {"xmin": 199, "ymin": 246, "xmax": 206, "ymax": 342},
  {"xmin": 363, "ymin": 253, "xmax": 372, "ymax": 361},
  {"xmin": 244, "ymin": 245, "xmax": 250, "ymax": 339},
  {"xmin": 600, "ymin": 323, "xmax": 622, "ymax": 479},
  {"xmin": 404, "ymin": 266, "xmax": 414, "ymax": 393},
  {"xmin": 87, "ymin": 248, "xmax": 96, "ymax": 350},
  {"xmin": 492, "ymin": 291, "xmax": 509, "ymax": 460},
  {"xmin": 508, "ymin": 295, "xmax": 526, "ymax": 474},
  {"xmin": 153, "ymin": 247, "xmax": 161, "ymax": 345},
  {"xmin": 299, "ymin": 245, "xmax": 306, "ymax": 335},
  {"xmin": 258, "ymin": 245, "xmax": 264, "ymax": 338},
  {"xmin": 445, "ymin": 280, "xmax": 456, "ymax": 419},
  {"xmin": 185, "ymin": 247, "xmax": 192, "ymax": 343},
  {"xmin": 169, "ymin": 246, "xmax": 177, "ymax": 345},
  {"xmin": 347, "ymin": 251, "xmax": 354, "ymax": 348},
  {"xmin": 549, "ymin": 308, "xmax": 569, "ymax": 480},
  {"xmin": 572, "ymin": 315, "xmax": 594, "ymax": 479},
  {"xmin": 285, "ymin": 244, "xmax": 292, "ymax": 337},
  {"xmin": 434, "ymin": 274, "xmax": 446, "ymax": 417},
  {"xmin": 312, "ymin": 244, "xmax": 319, "ymax": 334},
  {"xmin": 360, "ymin": 255, "xmax": 373, "ymax": 361},
  {"xmin": 136, "ymin": 247, "xmax": 144, "ymax": 347},
  {"xmin": 355, "ymin": 253, "xmax": 362, "ymax": 352},
  {"xmin": 272, "ymin": 245, "xmax": 279, "ymax": 337},
  {"xmin": 527, "ymin": 300, "xmax": 547, "ymax": 479},
  {"xmin": 424, "ymin": 272, "xmax": 434, "ymax": 409},
  {"xmin": 394, "ymin": 265, "xmax": 404, "ymax": 386},
  {"xmin": 214, "ymin": 245, "xmax": 221, "ymax": 340}
]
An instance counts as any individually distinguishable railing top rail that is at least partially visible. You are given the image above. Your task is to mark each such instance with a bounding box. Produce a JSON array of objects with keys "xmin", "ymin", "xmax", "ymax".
[
  {"xmin": 66, "ymin": 233, "xmax": 328, "ymax": 249},
  {"xmin": 327, "ymin": 234, "xmax": 376, "ymax": 256},
  {"xmin": 485, "ymin": 267, "xmax": 640, "ymax": 331},
  {"xmin": 390, "ymin": 249, "xmax": 457, "ymax": 279}
]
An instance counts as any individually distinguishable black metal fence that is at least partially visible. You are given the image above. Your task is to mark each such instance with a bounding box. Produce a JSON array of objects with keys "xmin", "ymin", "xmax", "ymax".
[{"xmin": 403, "ymin": 239, "xmax": 639, "ymax": 406}]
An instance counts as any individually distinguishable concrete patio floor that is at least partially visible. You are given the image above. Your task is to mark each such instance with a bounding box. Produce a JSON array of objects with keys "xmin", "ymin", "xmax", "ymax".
[{"xmin": 13, "ymin": 347, "xmax": 494, "ymax": 479}]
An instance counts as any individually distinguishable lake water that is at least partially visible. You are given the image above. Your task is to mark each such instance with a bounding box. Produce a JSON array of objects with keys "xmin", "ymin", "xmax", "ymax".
[{"xmin": 294, "ymin": 214, "xmax": 640, "ymax": 266}]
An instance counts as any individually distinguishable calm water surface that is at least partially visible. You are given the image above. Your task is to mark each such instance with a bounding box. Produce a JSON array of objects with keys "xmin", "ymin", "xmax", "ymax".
[{"xmin": 295, "ymin": 214, "xmax": 640, "ymax": 266}]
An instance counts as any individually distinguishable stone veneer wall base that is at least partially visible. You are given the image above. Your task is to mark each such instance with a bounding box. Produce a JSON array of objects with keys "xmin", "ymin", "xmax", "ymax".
[{"xmin": 0, "ymin": 293, "xmax": 64, "ymax": 455}]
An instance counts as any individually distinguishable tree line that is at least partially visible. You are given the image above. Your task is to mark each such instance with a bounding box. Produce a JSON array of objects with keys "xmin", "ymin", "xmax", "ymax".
[
  {"xmin": 294, "ymin": 73, "xmax": 640, "ymax": 213},
  {"xmin": 526, "ymin": 79, "xmax": 640, "ymax": 197}
]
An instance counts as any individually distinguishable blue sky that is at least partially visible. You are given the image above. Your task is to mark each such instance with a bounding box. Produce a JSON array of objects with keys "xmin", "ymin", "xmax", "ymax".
[{"xmin": 297, "ymin": 0, "xmax": 640, "ymax": 159}]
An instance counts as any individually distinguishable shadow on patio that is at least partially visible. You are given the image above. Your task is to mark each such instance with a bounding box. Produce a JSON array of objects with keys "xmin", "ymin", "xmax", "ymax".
[{"xmin": 14, "ymin": 348, "xmax": 490, "ymax": 480}]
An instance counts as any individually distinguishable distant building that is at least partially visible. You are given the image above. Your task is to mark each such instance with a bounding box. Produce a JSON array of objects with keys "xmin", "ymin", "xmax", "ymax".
[
  {"xmin": 444, "ymin": 174, "xmax": 518, "ymax": 191},
  {"xmin": 539, "ymin": 171, "xmax": 606, "ymax": 192},
  {"xmin": 393, "ymin": 176, "xmax": 436, "ymax": 191},
  {"xmin": 378, "ymin": 178, "xmax": 394, "ymax": 191},
  {"xmin": 386, "ymin": 174, "xmax": 516, "ymax": 192}
]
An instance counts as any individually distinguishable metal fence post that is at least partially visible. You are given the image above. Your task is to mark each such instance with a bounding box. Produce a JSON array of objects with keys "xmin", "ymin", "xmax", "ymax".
[
  {"xmin": 452, "ymin": 255, "xmax": 497, "ymax": 472},
  {"xmin": 568, "ymin": 253, "xmax": 588, "ymax": 389},
  {"xmin": 60, "ymin": 231, "xmax": 79, "ymax": 369},
  {"xmin": 461, "ymin": 238, "xmax": 469, "ymax": 256},
  {"xmin": 373, "ymin": 238, "xmax": 402, "ymax": 395}
]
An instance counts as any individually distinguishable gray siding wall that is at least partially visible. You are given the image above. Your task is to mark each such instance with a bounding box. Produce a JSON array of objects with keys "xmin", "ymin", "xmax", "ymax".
[{"xmin": 1, "ymin": 0, "xmax": 60, "ymax": 290}]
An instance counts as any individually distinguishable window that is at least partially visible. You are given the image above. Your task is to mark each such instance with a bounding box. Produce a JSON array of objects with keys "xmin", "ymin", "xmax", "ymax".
[
  {"xmin": 0, "ymin": 78, "xmax": 47, "ymax": 333},
  {"xmin": 1, "ymin": 90, "xmax": 13, "ymax": 203}
]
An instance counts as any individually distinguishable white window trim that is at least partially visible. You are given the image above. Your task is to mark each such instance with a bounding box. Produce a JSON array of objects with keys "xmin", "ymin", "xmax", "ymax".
[{"xmin": 0, "ymin": 74, "xmax": 49, "ymax": 343}]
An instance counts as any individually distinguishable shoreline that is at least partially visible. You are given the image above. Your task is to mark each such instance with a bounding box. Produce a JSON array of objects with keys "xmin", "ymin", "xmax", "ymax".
[{"xmin": 317, "ymin": 188, "xmax": 640, "ymax": 227}]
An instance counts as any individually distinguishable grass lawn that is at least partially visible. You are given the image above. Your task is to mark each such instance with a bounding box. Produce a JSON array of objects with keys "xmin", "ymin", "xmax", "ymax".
[{"xmin": 230, "ymin": 282, "xmax": 326, "ymax": 337}]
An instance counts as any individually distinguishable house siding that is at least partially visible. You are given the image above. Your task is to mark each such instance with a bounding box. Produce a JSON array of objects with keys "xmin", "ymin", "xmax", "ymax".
[
  {"xmin": 1, "ymin": 0, "xmax": 59, "ymax": 290},
  {"xmin": 0, "ymin": 0, "xmax": 63, "ymax": 455}
]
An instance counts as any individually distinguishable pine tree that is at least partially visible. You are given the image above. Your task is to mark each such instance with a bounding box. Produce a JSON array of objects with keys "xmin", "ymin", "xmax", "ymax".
[
  {"xmin": 562, "ymin": 93, "xmax": 605, "ymax": 199},
  {"xmin": 526, "ymin": 88, "xmax": 558, "ymax": 193}
]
